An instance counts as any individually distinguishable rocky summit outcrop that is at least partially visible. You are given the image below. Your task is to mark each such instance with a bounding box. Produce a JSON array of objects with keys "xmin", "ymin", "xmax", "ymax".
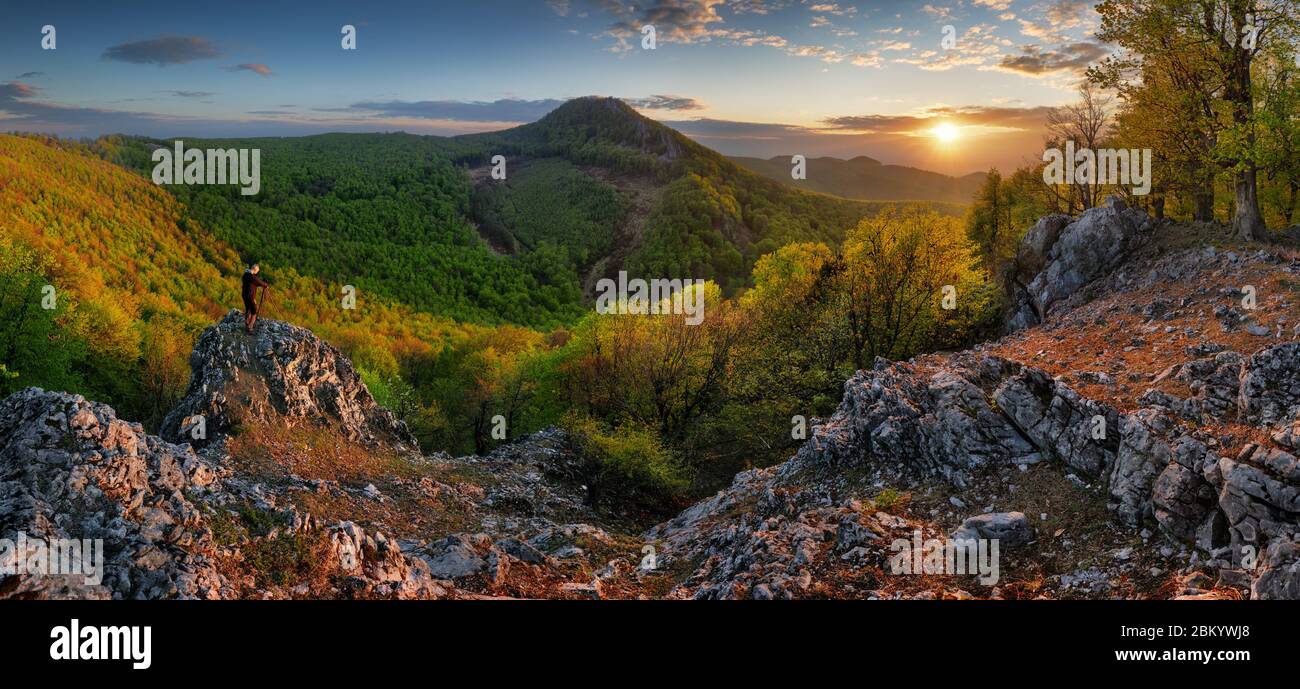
[
  {"xmin": 641, "ymin": 215, "xmax": 1300, "ymax": 599},
  {"xmin": 635, "ymin": 200, "xmax": 1300, "ymax": 600},
  {"xmin": 646, "ymin": 342, "xmax": 1300, "ymax": 599},
  {"xmin": 160, "ymin": 311, "xmax": 415, "ymax": 451},
  {"xmin": 1007, "ymin": 196, "xmax": 1155, "ymax": 331}
]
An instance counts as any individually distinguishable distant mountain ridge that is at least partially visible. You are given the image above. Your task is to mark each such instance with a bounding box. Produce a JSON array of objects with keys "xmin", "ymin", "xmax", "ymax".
[
  {"xmin": 730, "ymin": 154, "xmax": 986, "ymax": 204},
  {"xmin": 453, "ymin": 96, "xmax": 959, "ymax": 294}
]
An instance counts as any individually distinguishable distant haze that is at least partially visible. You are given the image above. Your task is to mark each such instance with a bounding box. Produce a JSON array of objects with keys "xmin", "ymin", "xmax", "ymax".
[{"xmin": 731, "ymin": 155, "xmax": 987, "ymax": 204}]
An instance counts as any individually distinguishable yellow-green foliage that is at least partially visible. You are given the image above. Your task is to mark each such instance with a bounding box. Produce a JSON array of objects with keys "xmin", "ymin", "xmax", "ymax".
[
  {"xmin": 840, "ymin": 204, "xmax": 992, "ymax": 365},
  {"xmin": 562, "ymin": 413, "xmax": 690, "ymax": 513}
]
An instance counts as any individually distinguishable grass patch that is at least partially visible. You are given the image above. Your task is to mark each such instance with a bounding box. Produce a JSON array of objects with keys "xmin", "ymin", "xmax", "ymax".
[
  {"xmin": 243, "ymin": 532, "xmax": 329, "ymax": 589},
  {"xmin": 226, "ymin": 421, "xmax": 432, "ymax": 485},
  {"xmin": 871, "ymin": 487, "xmax": 908, "ymax": 511}
]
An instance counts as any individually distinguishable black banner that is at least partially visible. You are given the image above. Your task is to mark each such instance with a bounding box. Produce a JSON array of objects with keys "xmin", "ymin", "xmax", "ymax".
[{"xmin": 0, "ymin": 601, "xmax": 1287, "ymax": 677}]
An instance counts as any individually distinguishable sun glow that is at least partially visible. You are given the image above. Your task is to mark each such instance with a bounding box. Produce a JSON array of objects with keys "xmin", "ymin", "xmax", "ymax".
[{"xmin": 932, "ymin": 122, "xmax": 960, "ymax": 143}]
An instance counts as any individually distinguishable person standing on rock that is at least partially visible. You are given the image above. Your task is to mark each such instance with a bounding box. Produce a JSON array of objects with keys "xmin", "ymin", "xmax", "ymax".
[{"xmin": 242, "ymin": 263, "xmax": 269, "ymax": 334}]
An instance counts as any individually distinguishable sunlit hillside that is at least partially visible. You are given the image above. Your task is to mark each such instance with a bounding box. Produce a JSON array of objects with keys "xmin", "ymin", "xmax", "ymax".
[{"xmin": 0, "ymin": 134, "xmax": 474, "ymax": 426}]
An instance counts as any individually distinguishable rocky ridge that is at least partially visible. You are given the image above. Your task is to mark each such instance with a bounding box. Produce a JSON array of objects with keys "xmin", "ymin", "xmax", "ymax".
[{"xmin": 642, "ymin": 201, "xmax": 1300, "ymax": 600}]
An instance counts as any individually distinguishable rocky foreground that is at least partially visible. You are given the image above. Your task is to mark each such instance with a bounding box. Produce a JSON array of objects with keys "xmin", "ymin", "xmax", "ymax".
[{"xmin": 3, "ymin": 200, "xmax": 1299, "ymax": 599}]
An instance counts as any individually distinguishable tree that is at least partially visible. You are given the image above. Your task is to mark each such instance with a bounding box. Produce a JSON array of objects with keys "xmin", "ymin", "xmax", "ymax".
[
  {"xmin": 1093, "ymin": 1, "xmax": 1224, "ymax": 221},
  {"xmin": 1045, "ymin": 83, "xmax": 1114, "ymax": 212},
  {"xmin": 563, "ymin": 282, "xmax": 740, "ymax": 445},
  {"xmin": 1255, "ymin": 43, "xmax": 1300, "ymax": 225},
  {"xmin": 1094, "ymin": 0, "xmax": 1300, "ymax": 239},
  {"xmin": 836, "ymin": 206, "xmax": 989, "ymax": 369},
  {"xmin": 447, "ymin": 326, "xmax": 545, "ymax": 454},
  {"xmin": 1095, "ymin": 57, "xmax": 1221, "ymax": 220},
  {"xmin": 0, "ymin": 237, "xmax": 85, "ymax": 397},
  {"xmin": 738, "ymin": 243, "xmax": 847, "ymax": 398},
  {"xmin": 967, "ymin": 169, "xmax": 1016, "ymax": 269},
  {"xmin": 137, "ymin": 317, "xmax": 193, "ymax": 431}
]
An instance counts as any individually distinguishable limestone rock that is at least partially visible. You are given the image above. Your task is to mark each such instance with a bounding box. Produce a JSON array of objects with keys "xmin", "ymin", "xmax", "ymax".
[
  {"xmin": 0, "ymin": 388, "xmax": 225, "ymax": 600},
  {"xmin": 160, "ymin": 310, "xmax": 415, "ymax": 450},
  {"xmin": 1006, "ymin": 198, "xmax": 1154, "ymax": 331},
  {"xmin": 950, "ymin": 512, "xmax": 1033, "ymax": 546}
]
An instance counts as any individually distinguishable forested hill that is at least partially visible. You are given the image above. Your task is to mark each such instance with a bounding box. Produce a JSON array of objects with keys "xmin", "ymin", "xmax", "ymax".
[
  {"xmin": 97, "ymin": 97, "xmax": 956, "ymax": 326},
  {"xmin": 1, "ymin": 128, "xmax": 988, "ymax": 470},
  {"xmin": 731, "ymin": 154, "xmax": 987, "ymax": 204},
  {"xmin": 461, "ymin": 95, "xmax": 710, "ymax": 173},
  {"xmin": 468, "ymin": 98, "xmax": 953, "ymax": 293},
  {"xmin": 100, "ymin": 131, "xmax": 585, "ymax": 327}
]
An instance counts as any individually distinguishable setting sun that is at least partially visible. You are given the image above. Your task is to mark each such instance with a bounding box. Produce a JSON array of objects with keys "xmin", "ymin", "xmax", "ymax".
[{"xmin": 932, "ymin": 122, "xmax": 960, "ymax": 143}]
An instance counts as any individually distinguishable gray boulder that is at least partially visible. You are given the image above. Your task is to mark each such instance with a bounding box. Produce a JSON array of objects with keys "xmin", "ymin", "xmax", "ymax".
[
  {"xmin": 1212, "ymin": 443, "xmax": 1300, "ymax": 565},
  {"xmin": 1240, "ymin": 343, "xmax": 1300, "ymax": 426},
  {"xmin": 1007, "ymin": 197, "xmax": 1154, "ymax": 331},
  {"xmin": 421, "ymin": 535, "xmax": 486, "ymax": 579},
  {"xmin": 790, "ymin": 356, "xmax": 1040, "ymax": 485},
  {"xmin": 993, "ymin": 367, "xmax": 1120, "ymax": 479},
  {"xmin": 1251, "ymin": 539, "xmax": 1300, "ymax": 600},
  {"xmin": 950, "ymin": 512, "xmax": 1033, "ymax": 546},
  {"xmin": 1150, "ymin": 437, "xmax": 1219, "ymax": 544}
]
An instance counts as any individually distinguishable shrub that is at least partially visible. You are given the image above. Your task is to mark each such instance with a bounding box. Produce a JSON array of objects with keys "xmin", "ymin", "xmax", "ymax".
[{"xmin": 562, "ymin": 413, "xmax": 690, "ymax": 516}]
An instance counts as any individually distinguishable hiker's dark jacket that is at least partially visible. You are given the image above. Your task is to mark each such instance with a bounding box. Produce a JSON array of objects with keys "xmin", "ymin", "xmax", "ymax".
[{"xmin": 242, "ymin": 270, "xmax": 268, "ymax": 309}]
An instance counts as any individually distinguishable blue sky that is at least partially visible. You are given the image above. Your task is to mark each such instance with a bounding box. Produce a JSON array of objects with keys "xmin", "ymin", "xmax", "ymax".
[{"xmin": 1, "ymin": 0, "xmax": 1108, "ymax": 174}]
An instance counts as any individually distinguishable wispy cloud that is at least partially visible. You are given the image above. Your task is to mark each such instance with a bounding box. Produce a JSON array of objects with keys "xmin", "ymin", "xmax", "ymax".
[
  {"xmin": 821, "ymin": 104, "xmax": 1053, "ymax": 134},
  {"xmin": 342, "ymin": 98, "xmax": 566, "ymax": 121},
  {"xmin": 102, "ymin": 36, "xmax": 221, "ymax": 66},
  {"xmin": 994, "ymin": 42, "xmax": 1107, "ymax": 76},
  {"xmin": 890, "ymin": 23, "xmax": 1005, "ymax": 72},
  {"xmin": 807, "ymin": 3, "xmax": 856, "ymax": 16},
  {"xmin": 0, "ymin": 82, "xmax": 42, "ymax": 99},
  {"xmin": 624, "ymin": 94, "xmax": 705, "ymax": 111},
  {"xmin": 0, "ymin": 80, "xmax": 175, "ymax": 131},
  {"xmin": 228, "ymin": 63, "xmax": 274, "ymax": 76},
  {"xmin": 598, "ymin": 0, "xmax": 731, "ymax": 51},
  {"xmin": 921, "ymin": 5, "xmax": 953, "ymax": 19},
  {"xmin": 160, "ymin": 90, "xmax": 216, "ymax": 98},
  {"xmin": 666, "ymin": 117, "xmax": 815, "ymax": 140},
  {"xmin": 337, "ymin": 95, "xmax": 705, "ymax": 121}
]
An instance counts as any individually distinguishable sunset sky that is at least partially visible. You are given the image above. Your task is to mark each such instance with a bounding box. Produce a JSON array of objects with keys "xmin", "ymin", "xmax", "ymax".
[{"xmin": 1, "ymin": 0, "xmax": 1110, "ymax": 175}]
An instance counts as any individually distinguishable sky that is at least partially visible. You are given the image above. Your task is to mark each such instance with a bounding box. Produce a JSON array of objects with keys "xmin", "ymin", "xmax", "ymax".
[{"xmin": 0, "ymin": 0, "xmax": 1111, "ymax": 175}]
